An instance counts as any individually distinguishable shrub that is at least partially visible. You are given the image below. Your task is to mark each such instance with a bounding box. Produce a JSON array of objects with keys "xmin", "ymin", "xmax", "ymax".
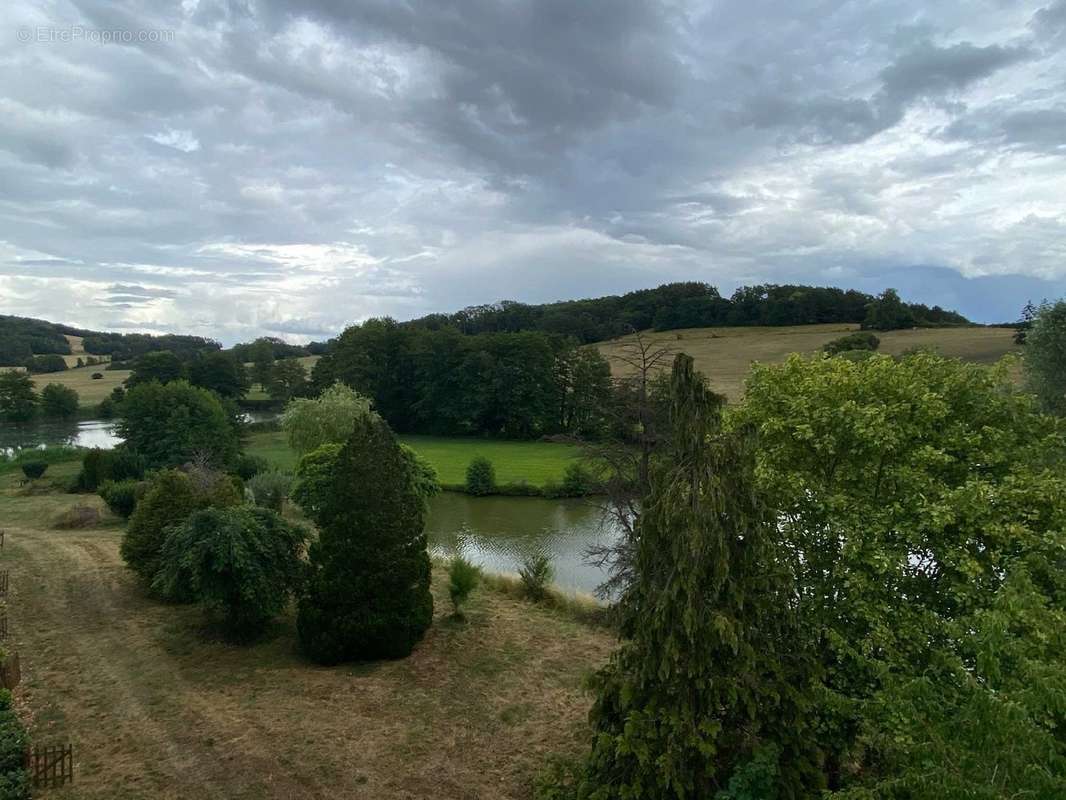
[
  {"xmin": 297, "ymin": 415, "xmax": 433, "ymax": 663},
  {"xmin": 823, "ymin": 330, "xmax": 880, "ymax": 355},
  {"xmin": 247, "ymin": 471, "xmax": 292, "ymax": 512},
  {"xmin": 54, "ymin": 504, "xmax": 101, "ymax": 529},
  {"xmin": 233, "ymin": 453, "xmax": 270, "ymax": 481},
  {"xmin": 40, "ymin": 383, "xmax": 79, "ymax": 418},
  {"xmin": 448, "ymin": 555, "xmax": 481, "ymax": 617},
  {"xmin": 91, "ymin": 372, "xmax": 104, "ymax": 380},
  {"xmin": 19, "ymin": 461, "xmax": 47, "ymax": 480},
  {"xmin": 121, "ymin": 468, "xmax": 242, "ymax": 594},
  {"xmin": 465, "ymin": 456, "xmax": 496, "ymax": 496},
  {"xmin": 75, "ymin": 447, "xmax": 144, "ymax": 492},
  {"xmin": 98, "ymin": 479, "xmax": 141, "ymax": 518},
  {"xmin": 153, "ymin": 506, "xmax": 308, "ymax": 641},
  {"xmin": 544, "ymin": 462, "xmax": 598, "ymax": 498},
  {"xmin": 0, "ymin": 689, "xmax": 29, "ymax": 799},
  {"xmin": 518, "ymin": 553, "xmax": 554, "ymax": 602}
]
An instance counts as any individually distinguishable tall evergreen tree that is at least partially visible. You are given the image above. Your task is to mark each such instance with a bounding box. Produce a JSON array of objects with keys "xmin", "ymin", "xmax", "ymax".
[
  {"xmin": 297, "ymin": 414, "xmax": 433, "ymax": 663},
  {"xmin": 573, "ymin": 355, "xmax": 822, "ymax": 799}
]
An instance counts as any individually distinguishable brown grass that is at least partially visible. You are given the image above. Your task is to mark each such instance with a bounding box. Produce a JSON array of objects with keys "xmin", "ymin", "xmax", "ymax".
[
  {"xmin": 596, "ymin": 324, "xmax": 1020, "ymax": 401},
  {"xmin": 0, "ymin": 478, "xmax": 610, "ymax": 800}
]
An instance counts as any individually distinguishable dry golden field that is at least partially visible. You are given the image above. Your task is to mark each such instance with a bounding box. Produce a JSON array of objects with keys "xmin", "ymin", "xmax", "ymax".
[
  {"xmin": 596, "ymin": 324, "xmax": 1020, "ymax": 401},
  {"xmin": 0, "ymin": 461, "xmax": 611, "ymax": 800}
]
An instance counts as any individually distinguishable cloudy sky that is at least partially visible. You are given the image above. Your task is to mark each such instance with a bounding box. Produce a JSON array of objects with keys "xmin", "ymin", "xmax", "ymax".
[{"xmin": 2, "ymin": 0, "xmax": 1065, "ymax": 343}]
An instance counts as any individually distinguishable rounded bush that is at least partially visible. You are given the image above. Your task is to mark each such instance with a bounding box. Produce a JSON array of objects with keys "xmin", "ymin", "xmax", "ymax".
[
  {"xmin": 98, "ymin": 479, "xmax": 141, "ymax": 518},
  {"xmin": 233, "ymin": 453, "xmax": 270, "ymax": 481},
  {"xmin": 153, "ymin": 506, "xmax": 307, "ymax": 641},
  {"xmin": 19, "ymin": 461, "xmax": 47, "ymax": 480},
  {"xmin": 91, "ymin": 372, "xmax": 104, "ymax": 380},
  {"xmin": 465, "ymin": 456, "xmax": 496, "ymax": 496},
  {"xmin": 121, "ymin": 468, "xmax": 241, "ymax": 594}
]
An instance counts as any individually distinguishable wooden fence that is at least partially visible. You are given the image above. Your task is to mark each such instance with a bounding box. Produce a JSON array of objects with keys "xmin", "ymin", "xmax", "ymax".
[
  {"xmin": 0, "ymin": 529, "xmax": 5, "ymax": 549},
  {"xmin": 26, "ymin": 745, "xmax": 74, "ymax": 788},
  {"xmin": 0, "ymin": 612, "xmax": 6, "ymax": 640},
  {"xmin": 0, "ymin": 570, "xmax": 8, "ymax": 597},
  {"xmin": 0, "ymin": 651, "xmax": 19, "ymax": 690}
]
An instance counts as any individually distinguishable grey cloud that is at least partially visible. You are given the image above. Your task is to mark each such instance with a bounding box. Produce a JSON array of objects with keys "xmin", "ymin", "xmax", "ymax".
[{"xmin": 0, "ymin": 0, "xmax": 1064, "ymax": 337}]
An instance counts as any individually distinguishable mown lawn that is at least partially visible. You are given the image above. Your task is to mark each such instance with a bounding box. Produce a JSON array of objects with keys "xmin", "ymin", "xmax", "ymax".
[
  {"xmin": 246, "ymin": 430, "xmax": 582, "ymax": 487},
  {"xmin": 0, "ymin": 462, "xmax": 611, "ymax": 800}
]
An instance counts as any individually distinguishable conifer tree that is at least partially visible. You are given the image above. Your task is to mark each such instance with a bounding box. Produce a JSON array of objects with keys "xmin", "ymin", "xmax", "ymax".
[
  {"xmin": 297, "ymin": 414, "xmax": 433, "ymax": 663},
  {"xmin": 574, "ymin": 354, "xmax": 822, "ymax": 799}
]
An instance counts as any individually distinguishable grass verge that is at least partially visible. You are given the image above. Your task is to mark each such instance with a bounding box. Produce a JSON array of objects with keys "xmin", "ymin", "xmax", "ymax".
[
  {"xmin": 0, "ymin": 479, "xmax": 611, "ymax": 800},
  {"xmin": 246, "ymin": 430, "xmax": 582, "ymax": 489}
]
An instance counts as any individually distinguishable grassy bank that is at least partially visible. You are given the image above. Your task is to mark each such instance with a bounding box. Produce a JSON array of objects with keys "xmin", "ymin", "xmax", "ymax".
[
  {"xmin": 246, "ymin": 430, "xmax": 582, "ymax": 488},
  {"xmin": 0, "ymin": 470, "xmax": 611, "ymax": 800},
  {"xmin": 597, "ymin": 323, "xmax": 1020, "ymax": 401}
]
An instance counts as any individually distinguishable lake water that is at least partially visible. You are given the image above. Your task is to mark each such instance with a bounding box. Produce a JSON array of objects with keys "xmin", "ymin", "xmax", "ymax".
[
  {"xmin": 425, "ymin": 492, "xmax": 620, "ymax": 596},
  {"xmin": 1, "ymin": 418, "xmax": 620, "ymax": 596},
  {"xmin": 0, "ymin": 419, "xmax": 121, "ymax": 454}
]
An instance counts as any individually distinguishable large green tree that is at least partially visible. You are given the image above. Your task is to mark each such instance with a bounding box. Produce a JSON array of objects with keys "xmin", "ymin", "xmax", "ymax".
[
  {"xmin": 117, "ymin": 380, "xmax": 240, "ymax": 469},
  {"xmin": 187, "ymin": 351, "xmax": 250, "ymax": 399},
  {"xmin": 571, "ymin": 355, "xmax": 822, "ymax": 799},
  {"xmin": 281, "ymin": 382, "xmax": 374, "ymax": 455},
  {"xmin": 1023, "ymin": 298, "xmax": 1066, "ymax": 415},
  {"xmin": 39, "ymin": 383, "xmax": 78, "ymax": 418},
  {"xmin": 296, "ymin": 415, "xmax": 433, "ymax": 664},
  {"xmin": 126, "ymin": 350, "xmax": 187, "ymax": 387},
  {"xmin": 0, "ymin": 371, "xmax": 37, "ymax": 423},
  {"xmin": 732, "ymin": 351, "xmax": 1066, "ymax": 796}
]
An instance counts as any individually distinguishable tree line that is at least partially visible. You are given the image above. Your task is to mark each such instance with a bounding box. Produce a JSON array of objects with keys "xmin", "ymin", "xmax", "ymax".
[
  {"xmin": 311, "ymin": 320, "xmax": 613, "ymax": 439},
  {"xmin": 402, "ymin": 282, "xmax": 969, "ymax": 343}
]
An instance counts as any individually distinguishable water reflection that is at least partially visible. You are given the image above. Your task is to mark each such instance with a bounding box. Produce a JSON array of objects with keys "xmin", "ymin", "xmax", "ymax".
[
  {"xmin": 0, "ymin": 419, "xmax": 121, "ymax": 455},
  {"xmin": 425, "ymin": 492, "xmax": 621, "ymax": 596}
]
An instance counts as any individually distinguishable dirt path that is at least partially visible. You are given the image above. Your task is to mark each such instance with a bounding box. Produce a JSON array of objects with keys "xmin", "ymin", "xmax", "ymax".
[{"xmin": 2, "ymin": 517, "xmax": 611, "ymax": 799}]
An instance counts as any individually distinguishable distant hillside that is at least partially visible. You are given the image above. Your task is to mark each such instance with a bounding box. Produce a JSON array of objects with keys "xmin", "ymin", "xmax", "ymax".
[
  {"xmin": 0, "ymin": 314, "xmax": 220, "ymax": 367},
  {"xmin": 598, "ymin": 323, "xmax": 1020, "ymax": 402},
  {"xmin": 402, "ymin": 282, "xmax": 970, "ymax": 344}
]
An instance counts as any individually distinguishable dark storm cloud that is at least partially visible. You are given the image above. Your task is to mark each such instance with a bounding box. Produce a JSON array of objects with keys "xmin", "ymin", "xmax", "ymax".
[{"xmin": 0, "ymin": 0, "xmax": 1064, "ymax": 342}]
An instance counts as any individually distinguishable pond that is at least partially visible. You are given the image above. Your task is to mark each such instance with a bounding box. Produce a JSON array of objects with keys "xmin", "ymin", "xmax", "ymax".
[
  {"xmin": 425, "ymin": 492, "xmax": 621, "ymax": 596},
  {"xmin": 0, "ymin": 418, "xmax": 622, "ymax": 596},
  {"xmin": 0, "ymin": 418, "xmax": 121, "ymax": 454}
]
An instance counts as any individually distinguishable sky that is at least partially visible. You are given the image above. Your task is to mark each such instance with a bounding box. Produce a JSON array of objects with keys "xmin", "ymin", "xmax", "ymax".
[{"xmin": 2, "ymin": 0, "xmax": 1065, "ymax": 344}]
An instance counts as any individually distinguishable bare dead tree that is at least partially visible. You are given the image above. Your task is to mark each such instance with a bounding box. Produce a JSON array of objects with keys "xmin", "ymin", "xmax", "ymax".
[{"xmin": 583, "ymin": 330, "xmax": 675, "ymax": 599}]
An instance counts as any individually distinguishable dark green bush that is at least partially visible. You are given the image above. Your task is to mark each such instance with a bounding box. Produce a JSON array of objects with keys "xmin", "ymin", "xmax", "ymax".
[
  {"xmin": 448, "ymin": 555, "xmax": 481, "ymax": 617},
  {"xmin": 153, "ymin": 506, "xmax": 308, "ymax": 641},
  {"xmin": 233, "ymin": 453, "xmax": 270, "ymax": 481},
  {"xmin": 0, "ymin": 689, "xmax": 29, "ymax": 799},
  {"xmin": 518, "ymin": 553, "xmax": 554, "ymax": 602},
  {"xmin": 465, "ymin": 456, "xmax": 496, "ymax": 496},
  {"xmin": 75, "ymin": 447, "xmax": 144, "ymax": 492},
  {"xmin": 98, "ymin": 479, "xmax": 141, "ymax": 518},
  {"xmin": 19, "ymin": 461, "xmax": 47, "ymax": 480},
  {"xmin": 297, "ymin": 416, "xmax": 433, "ymax": 663},
  {"xmin": 823, "ymin": 331, "xmax": 880, "ymax": 355},
  {"xmin": 121, "ymin": 468, "xmax": 242, "ymax": 595},
  {"xmin": 91, "ymin": 372, "xmax": 104, "ymax": 380},
  {"xmin": 40, "ymin": 383, "xmax": 79, "ymax": 418}
]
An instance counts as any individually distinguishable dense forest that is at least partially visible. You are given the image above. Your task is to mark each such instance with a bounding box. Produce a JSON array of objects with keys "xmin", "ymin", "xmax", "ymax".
[
  {"xmin": 403, "ymin": 283, "xmax": 969, "ymax": 343},
  {"xmin": 0, "ymin": 313, "xmax": 220, "ymax": 366},
  {"xmin": 311, "ymin": 320, "xmax": 612, "ymax": 438}
]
